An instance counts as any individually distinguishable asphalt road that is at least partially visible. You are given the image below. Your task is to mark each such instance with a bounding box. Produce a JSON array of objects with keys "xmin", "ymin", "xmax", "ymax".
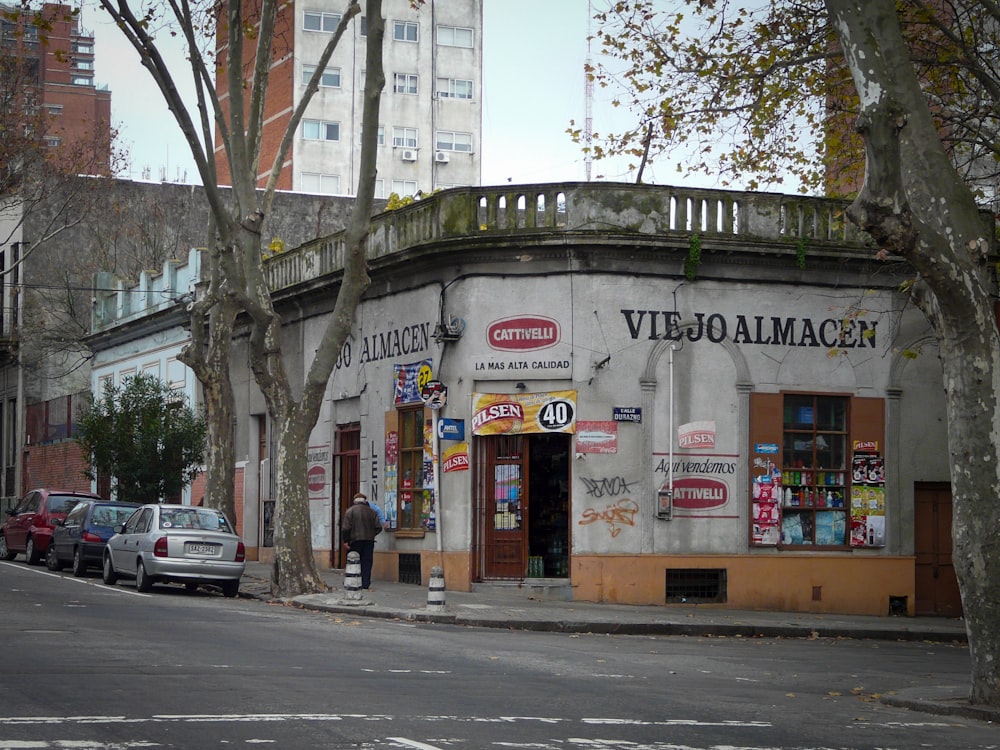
[{"xmin": 1, "ymin": 559, "xmax": 995, "ymax": 749}]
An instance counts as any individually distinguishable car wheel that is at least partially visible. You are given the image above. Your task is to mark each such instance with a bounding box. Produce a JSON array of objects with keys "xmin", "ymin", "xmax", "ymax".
[
  {"xmin": 1, "ymin": 534, "xmax": 17, "ymax": 561},
  {"xmin": 135, "ymin": 560, "xmax": 153, "ymax": 593},
  {"xmin": 72, "ymin": 548, "xmax": 87, "ymax": 577},
  {"xmin": 102, "ymin": 554, "xmax": 118, "ymax": 585},
  {"xmin": 221, "ymin": 580, "xmax": 240, "ymax": 598},
  {"xmin": 45, "ymin": 545, "xmax": 62, "ymax": 571},
  {"xmin": 25, "ymin": 536, "xmax": 41, "ymax": 566}
]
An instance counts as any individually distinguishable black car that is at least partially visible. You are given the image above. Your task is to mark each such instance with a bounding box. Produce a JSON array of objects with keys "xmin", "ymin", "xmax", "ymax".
[{"xmin": 46, "ymin": 500, "xmax": 140, "ymax": 576}]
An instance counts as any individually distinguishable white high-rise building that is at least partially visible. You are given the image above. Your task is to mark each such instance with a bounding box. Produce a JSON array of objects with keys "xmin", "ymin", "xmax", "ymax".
[{"xmin": 216, "ymin": 0, "xmax": 483, "ymax": 198}]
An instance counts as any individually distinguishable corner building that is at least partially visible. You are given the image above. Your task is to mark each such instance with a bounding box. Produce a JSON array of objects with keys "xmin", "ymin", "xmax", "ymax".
[{"xmin": 232, "ymin": 182, "xmax": 980, "ymax": 617}]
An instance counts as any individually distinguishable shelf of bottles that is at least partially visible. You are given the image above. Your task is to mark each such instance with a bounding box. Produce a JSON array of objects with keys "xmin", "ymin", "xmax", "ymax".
[{"xmin": 778, "ymin": 396, "xmax": 850, "ymax": 546}]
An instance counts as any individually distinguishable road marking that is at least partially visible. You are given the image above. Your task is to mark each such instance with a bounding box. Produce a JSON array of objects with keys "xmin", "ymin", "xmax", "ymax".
[
  {"xmin": 0, "ymin": 563, "xmax": 150, "ymax": 597},
  {"xmin": 385, "ymin": 740, "xmax": 442, "ymax": 750}
]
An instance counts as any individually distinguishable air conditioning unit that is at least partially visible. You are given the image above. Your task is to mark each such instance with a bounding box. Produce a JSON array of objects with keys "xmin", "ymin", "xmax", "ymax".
[
  {"xmin": 401, "ymin": 149, "xmax": 417, "ymax": 162},
  {"xmin": 434, "ymin": 151, "xmax": 450, "ymax": 164}
]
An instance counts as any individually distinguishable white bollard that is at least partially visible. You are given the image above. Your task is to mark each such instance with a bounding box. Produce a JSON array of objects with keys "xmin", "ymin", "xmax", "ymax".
[
  {"xmin": 427, "ymin": 565, "xmax": 445, "ymax": 609},
  {"xmin": 345, "ymin": 551, "xmax": 363, "ymax": 601}
]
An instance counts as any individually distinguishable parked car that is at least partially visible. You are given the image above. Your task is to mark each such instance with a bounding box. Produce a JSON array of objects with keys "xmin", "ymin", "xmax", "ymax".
[
  {"xmin": 46, "ymin": 500, "xmax": 140, "ymax": 576},
  {"xmin": 0, "ymin": 489, "xmax": 103, "ymax": 565},
  {"xmin": 103, "ymin": 504, "xmax": 245, "ymax": 597}
]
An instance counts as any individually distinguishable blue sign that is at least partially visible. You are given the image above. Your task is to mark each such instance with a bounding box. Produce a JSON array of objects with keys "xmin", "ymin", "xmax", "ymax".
[
  {"xmin": 437, "ymin": 418, "xmax": 465, "ymax": 441},
  {"xmin": 755, "ymin": 443, "xmax": 780, "ymax": 454},
  {"xmin": 613, "ymin": 407, "xmax": 642, "ymax": 423}
]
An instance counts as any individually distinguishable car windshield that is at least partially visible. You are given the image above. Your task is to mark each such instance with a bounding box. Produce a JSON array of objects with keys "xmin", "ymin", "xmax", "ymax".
[
  {"xmin": 46, "ymin": 495, "xmax": 87, "ymax": 514},
  {"xmin": 159, "ymin": 508, "xmax": 233, "ymax": 533},
  {"xmin": 92, "ymin": 506, "xmax": 136, "ymax": 528}
]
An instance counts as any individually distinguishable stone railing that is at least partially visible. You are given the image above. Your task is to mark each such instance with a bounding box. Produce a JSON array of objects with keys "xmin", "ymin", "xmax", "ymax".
[{"xmin": 266, "ymin": 182, "xmax": 873, "ymax": 293}]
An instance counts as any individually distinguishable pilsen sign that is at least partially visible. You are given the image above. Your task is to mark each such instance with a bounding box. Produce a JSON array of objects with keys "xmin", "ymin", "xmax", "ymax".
[{"xmin": 622, "ymin": 310, "xmax": 879, "ymax": 349}]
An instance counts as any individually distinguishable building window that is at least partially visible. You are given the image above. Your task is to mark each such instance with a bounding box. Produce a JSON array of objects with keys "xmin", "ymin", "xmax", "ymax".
[
  {"xmin": 302, "ymin": 119, "xmax": 341, "ymax": 141},
  {"xmin": 46, "ymin": 104, "xmax": 63, "ymax": 115},
  {"xmin": 304, "ymin": 11, "xmax": 342, "ymax": 32},
  {"xmin": 436, "ymin": 77, "xmax": 473, "ymax": 100},
  {"xmin": 397, "ymin": 407, "xmax": 426, "ymax": 529},
  {"xmin": 437, "ymin": 25, "xmax": 473, "ymax": 48},
  {"xmin": 301, "ymin": 172, "xmax": 341, "ymax": 195},
  {"xmin": 435, "ymin": 130, "xmax": 472, "ymax": 152},
  {"xmin": 393, "ymin": 21, "xmax": 418, "ymax": 42},
  {"xmin": 302, "ymin": 64, "xmax": 341, "ymax": 88},
  {"xmin": 778, "ymin": 394, "xmax": 849, "ymax": 546},
  {"xmin": 393, "ymin": 73, "xmax": 418, "ymax": 94},
  {"xmin": 71, "ymin": 75, "xmax": 91, "ymax": 86},
  {"xmin": 392, "ymin": 127, "xmax": 417, "ymax": 148},
  {"xmin": 391, "ymin": 179, "xmax": 418, "ymax": 197},
  {"xmin": 73, "ymin": 42, "xmax": 93, "ymax": 54},
  {"xmin": 73, "ymin": 59, "xmax": 93, "ymax": 70},
  {"xmin": 375, "ymin": 178, "xmax": 386, "ymax": 198},
  {"xmin": 43, "ymin": 136, "xmax": 61, "ymax": 147}
]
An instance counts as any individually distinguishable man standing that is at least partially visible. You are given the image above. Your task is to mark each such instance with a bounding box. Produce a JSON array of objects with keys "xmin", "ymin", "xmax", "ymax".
[{"xmin": 341, "ymin": 492, "xmax": 382, "ymax": 590}]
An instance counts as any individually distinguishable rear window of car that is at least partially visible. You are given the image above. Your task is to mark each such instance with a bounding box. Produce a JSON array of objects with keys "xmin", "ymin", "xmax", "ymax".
[
  {"xmin": 159, "ymin": 508, "xmax": 233, "ymax": 534},
  {"xmin": 92, "ymin": 505, "xmax": 137, "ymax": 528},
  {"xmin": 46, "ymin": 495, "xmax": 88, "ymax": 514}
]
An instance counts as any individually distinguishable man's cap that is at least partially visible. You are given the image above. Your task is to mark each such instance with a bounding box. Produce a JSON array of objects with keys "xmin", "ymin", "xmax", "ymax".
[{"xmin": 353, "ymin": 492, "xmax": 367, "ymax": 502}]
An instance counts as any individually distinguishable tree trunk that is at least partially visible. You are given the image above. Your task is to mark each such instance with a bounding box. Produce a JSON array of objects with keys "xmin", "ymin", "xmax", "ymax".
[
  {"xmin": 269, "ymin": 408, "xmax": 328, "ymax": 596},
  {"xmin": 826, "ymin": 0, "xmax": 1000, "ymax": 707}
]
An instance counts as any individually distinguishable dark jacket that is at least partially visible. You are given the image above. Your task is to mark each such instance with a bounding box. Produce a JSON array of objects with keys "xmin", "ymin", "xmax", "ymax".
[{"xmin": 342, "ymin": 501, "xmax": 382, "ymax": 543}]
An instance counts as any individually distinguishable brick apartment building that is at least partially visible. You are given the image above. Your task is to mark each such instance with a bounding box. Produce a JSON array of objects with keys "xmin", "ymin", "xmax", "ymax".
[
  {"xmin": 214, "ymin": 0, "xmax": 483, "ymax": 198},
  {"xmin": 0, "ymin": 2, "xmax": 112, "ymax": 173}
]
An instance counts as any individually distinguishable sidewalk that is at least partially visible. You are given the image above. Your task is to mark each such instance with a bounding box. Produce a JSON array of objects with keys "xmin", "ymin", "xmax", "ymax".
[{"xmin": 238, "ymin": 561, "xmax": 996, "ymax": 726}]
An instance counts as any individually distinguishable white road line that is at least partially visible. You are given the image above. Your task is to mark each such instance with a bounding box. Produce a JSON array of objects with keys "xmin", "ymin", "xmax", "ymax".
[
  {"xmin": 385, "ymin": 739, "xmax": 443, "ymax": 750},
  {"xmin": 0, "ymin": 562, "xmax": 150, "ymax": 597}
]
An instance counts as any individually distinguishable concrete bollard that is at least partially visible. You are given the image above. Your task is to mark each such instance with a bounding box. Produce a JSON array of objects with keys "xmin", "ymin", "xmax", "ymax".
[
  {"xmin": 344, "ymin": 551, "xmax": 363, "ymax": 601},
  {"xmin": 427, "ymin": 565, "xmax": 445, "ymax": 609}
]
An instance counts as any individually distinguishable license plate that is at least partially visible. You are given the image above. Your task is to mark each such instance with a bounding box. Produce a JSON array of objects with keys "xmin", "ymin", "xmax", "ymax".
[{"xmin": 186, "ymin": 543, "xmax": 218, "ymax": 555}]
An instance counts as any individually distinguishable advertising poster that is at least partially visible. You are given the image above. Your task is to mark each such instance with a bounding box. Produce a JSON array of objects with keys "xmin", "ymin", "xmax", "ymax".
[
  {"xmin": 443, "ymin": 443, "xmax": 470, "ymax": 472},
  {"xmin": 471, "ymin": 391, "xmax": 577, "ymax": 435},
  {"xmin": 752, "ymin": 471, "xmax": 781, "ymax": 545},
  {"xmin": 576, "ymin": 420, "xmax": 617, "ymax": 454},
  {"xmin": 393, "ymin": 359, "xmax": 433, "ymax": 405},
  {"xmin": 850, "ymin": 451, "xmax": 886, "ymax": 547}
]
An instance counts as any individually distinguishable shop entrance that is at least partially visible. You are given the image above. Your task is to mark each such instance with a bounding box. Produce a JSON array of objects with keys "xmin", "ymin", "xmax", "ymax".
[
  {"xmin": 333, "ymin": 423, "xmax": 360, "ymax": 568},
  {"xmin": 914, "ymin": 482, "xmax": 962, "ymax": 616},
  {"xmin": 473, "ymin": 433, "xmax": 570, "ymax": 580}
]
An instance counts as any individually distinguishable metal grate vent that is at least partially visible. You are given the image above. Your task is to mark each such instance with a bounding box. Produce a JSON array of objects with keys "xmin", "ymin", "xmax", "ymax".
[
  {"xmin": 398, "ymin": 553, "xmax": 422, "ymax": 585},
  {"xmin": 665, "ymin": 568, "xmax": 727, "ymax": 603}
]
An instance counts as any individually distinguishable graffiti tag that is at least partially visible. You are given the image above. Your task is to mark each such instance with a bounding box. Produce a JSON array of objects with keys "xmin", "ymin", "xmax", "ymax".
[
  {"xmin": 579, "ymin": 498, "xmax": 640, "ymax": 537},
  {"xmin": 581, "ymin": 476, "xmax": 636, "ymax": 498}
]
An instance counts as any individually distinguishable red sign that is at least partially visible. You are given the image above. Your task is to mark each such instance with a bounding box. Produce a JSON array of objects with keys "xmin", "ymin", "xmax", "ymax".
[
  {"xmin": 670, "ymin": 477, "xmax": 728, "ymax": 510},
  {"xmin": 307, "ymin": 465, "xmax": 326, "ymax": 493},
  {"xmin": 385, "ymin": 431, "xmax": 399, "ymax": 464},
  {"xmin": 486, "ymin": 315, "xmax": 560, "ymax": 351}
]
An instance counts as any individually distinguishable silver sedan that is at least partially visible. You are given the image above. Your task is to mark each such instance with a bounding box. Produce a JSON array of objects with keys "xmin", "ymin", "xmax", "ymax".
[{"xmin": 103, "ymin": 504, "xmax": 245, "ymax": 597}]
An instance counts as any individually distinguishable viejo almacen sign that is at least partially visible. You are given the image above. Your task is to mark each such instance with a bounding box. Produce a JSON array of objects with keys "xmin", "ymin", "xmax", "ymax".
[{"xmin": 622, "ymin": 310, "xmax": 879, "ymax": 348}]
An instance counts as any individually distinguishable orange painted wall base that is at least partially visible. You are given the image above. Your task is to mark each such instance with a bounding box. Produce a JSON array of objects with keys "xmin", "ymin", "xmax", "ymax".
[{"xmin": 572, "ymin": 554, "xmax": 915, "ymax": 616}]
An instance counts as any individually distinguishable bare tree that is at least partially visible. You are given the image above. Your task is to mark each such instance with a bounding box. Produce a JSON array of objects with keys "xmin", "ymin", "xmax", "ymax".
[{"xmin": 97, "ymin": 0, "xmax": 386, "ymax": 596}]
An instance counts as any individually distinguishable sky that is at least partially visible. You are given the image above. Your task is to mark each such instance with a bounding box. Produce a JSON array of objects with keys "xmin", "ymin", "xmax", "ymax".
[{"xmin": 82, "ymin": 0, "xmax": 684, "ymax": 189}]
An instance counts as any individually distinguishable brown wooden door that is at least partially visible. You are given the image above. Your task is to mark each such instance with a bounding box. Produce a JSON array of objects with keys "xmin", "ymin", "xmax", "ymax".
[
  {"xmin": 474, "ymin": 435, "xmax": 527, "ymax": 580},
  {"xmin": 914, "ymin": 482, "xmax": 962, "ymax": 616},
  {"xmin": 334, "ymin": 423, "xmax": 361, "ymax": 567}
]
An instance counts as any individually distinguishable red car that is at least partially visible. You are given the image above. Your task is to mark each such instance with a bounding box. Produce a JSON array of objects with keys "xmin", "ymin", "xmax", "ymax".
[{"xmin": 0, "ymin": 489, "xmax": 103, "ymax": 565}]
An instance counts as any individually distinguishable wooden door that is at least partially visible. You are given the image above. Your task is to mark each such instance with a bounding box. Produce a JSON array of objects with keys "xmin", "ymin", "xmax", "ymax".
[
  {"xmin": 914, "ymin": 482, "xmax": 962, "ymax": 616},
  {"xmin": 334, "ymin": 423, "xmax": 361, "ymax": 567},
  {"xmin": 474, "ymin": 435, "xmax": 527, "ymax": 580}
]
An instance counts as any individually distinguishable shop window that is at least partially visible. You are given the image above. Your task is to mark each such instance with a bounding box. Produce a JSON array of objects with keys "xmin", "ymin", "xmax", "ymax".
[
  {"xmin": 397, "ymin": 406, "xmax": 426, "ymax": 530},
  {"xmin": 779, "ymin": 394, "xmax": 849, "ymax": 546}
]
